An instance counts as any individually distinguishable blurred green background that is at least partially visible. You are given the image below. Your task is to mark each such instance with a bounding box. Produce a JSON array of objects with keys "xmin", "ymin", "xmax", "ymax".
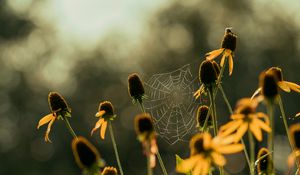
[{"xmin": 0, "ymin": 0, "xmax": 300, "ymax": 174}]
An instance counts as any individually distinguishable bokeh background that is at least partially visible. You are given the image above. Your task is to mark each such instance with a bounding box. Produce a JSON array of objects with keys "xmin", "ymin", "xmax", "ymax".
[{"xmin": 0, "ymin": 0, "xmax": 300, "ymax": 174}]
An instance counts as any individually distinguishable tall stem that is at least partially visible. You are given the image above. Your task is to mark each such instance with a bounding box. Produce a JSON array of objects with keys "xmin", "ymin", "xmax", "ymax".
[
  {"xmin": 278, "ymin": 95, "xmax": 300, "ymax": 168},
  {"xmin": 266, "ymin": 102, "xmax": 274, "ymax": 172},
  {"xmin": 248, "ymin": 131, "xmax": 255, "ymax": 175},
  {"xmin": 138, "ymin": 101, "xmax": 168, "ymax": 175},
  {"xmin": 63, "ymin": 116, "xmax": 77, "ymax": 139},
  {"xmin": 108, "ymin": 121, "xmax": 124, "ymax": 175},
  {"xmin": 219, "ymin": 85, "xmax": 251, "ymax": 171},
  {"xmin": 208, "ymin": 88, "xmax": 218, "ymax": 136}
]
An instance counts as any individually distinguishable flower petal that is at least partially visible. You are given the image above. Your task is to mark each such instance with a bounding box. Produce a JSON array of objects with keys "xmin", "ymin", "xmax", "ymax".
[
  {"xmin": 206, "ymin": 49, "xmax": 224, "ymax": 61},
  {"xmin": 211, "ymin": 152, "xmax": 226, "ymax": 166},
  {"xmin": 201, "ymin": 159, "xmax": 211, "ymax": 175},
  {"xmin": 220, "ymin": 53, "xmax": 226, "ymax": 67},
  {"xmin": 251, "ymin": 88, "xmax": 262, "ymax": 100},
  {"xmin": 95, "ymin": 110, "xmax": 106, "ymax": 117},
  {"xmin": 100, "ymin": 121, "xmax": 108, "ymax": 139},
  {"xmin": 176, "ymin": 155, "xmax": 201, "ymax": 173},
  {"xmin": 203, "ymin": 132, "xmax": 212, "ymax": 149},
  {"xmin": 249, "ymin": 123, "xmax": 262, "ymax": 141},
  {"xmin": 285, "ymin": 81, "xmax": 300, "ymax": 93},
  {"xmin": 91, "ymin": 118, "xmax": 104, "ymax": 136},
  {"xmin": 219, "ymin": 120, "xmax": 243, "ymax": 138},
  {"xmin": 234, "ymin": 122, "xmax": 248, "ymax": 142},
  {"xmin": 231, "ymin": 114, "xmax": 245, "ymax": 120},
  {"xmin": 37, "ymin": 114, "xmax": 55, "ymax": 129},
  {"xmin": 45, "ymin": 117, "xmax": 56, "ymax": 143},
  {"xmin": 254, "ymin": 118, "xmax": 271, "ymax": 133},
  {"xmin": 278, "ymin": 81, "xmax": 291, "ymax": 92},
  {"xmin": 228, "ymin": 53, "xmax": 233, "ymax": 76},
  {"xmin": 150, "ymin": 154, "xmax": 156, "ymax": 168},
  {"xmin": 192, "ymin": 161, "xmax": 203, "ymax": 175},
  {"xmin": 216, "ymin": 144, "xmax": 244, "ymax": 154}
]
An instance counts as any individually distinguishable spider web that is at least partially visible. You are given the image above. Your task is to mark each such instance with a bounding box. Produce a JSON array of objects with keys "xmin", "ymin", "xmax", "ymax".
[{"xmin": 144, "ymin": 64, "xmax": 200, "ymax": 145}]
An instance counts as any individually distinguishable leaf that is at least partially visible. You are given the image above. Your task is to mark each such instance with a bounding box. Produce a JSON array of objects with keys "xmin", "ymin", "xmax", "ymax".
[{"xmin": 175, "ymin": 154, "xmax": 192, "ymax": 175}]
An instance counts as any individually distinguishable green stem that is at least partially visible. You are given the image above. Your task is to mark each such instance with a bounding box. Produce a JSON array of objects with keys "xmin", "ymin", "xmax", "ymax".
[
  {"xmin": 63, "ymin": 116, "xmax": 77, "ymax": 139},
  {"xmin": 266, "ymin": 102, "xmax": 274, "ymax": 172},
  {"xmin": 248, "ymin": 131, "xmax": 255, "ymax": 175},
  {"xmin": 278, "ymin": 95, "xmax": 300, "ymax": 169},
  {"xmin": 108, "ymin": 121, "xmax": 124, "ymax": 175},
  {"xmin": 208, "ymin": 88, "xmax": 218, "ymax": 136},
  {"xmin": 219, "ymin": 85, "xmax": 251, "ymax": 171},
  {"xmin": 138, "ymin": 101, "xmax": 168, "ymax": 175}
]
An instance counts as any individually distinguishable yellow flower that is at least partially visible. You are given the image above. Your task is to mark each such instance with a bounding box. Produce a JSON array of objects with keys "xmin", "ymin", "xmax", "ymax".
[
  {"xmin": 256, "ymin": 147, "xmax": 273, "ymax": 174},
  {"xmin": 37, "ymin": 92, "xmax": 71, "ymax": 143},
  {"xmin": 219, "ymin": 98, "xmax": 271, "ymax": 142},
  {"xmin": 101, "ymin": 166, "xmax": 118, "ymax": 175},
  {"xmin": 206, "ymin": 28, "xmax": 237, "ymax": 75},
  {"xmin": 134, "ymin": 113, "xmax": 158, "ymax": 168},
  {"xmin": 72, "ymin": 136, "xmax": 104, "ymax": 174},
  {"xmin": 176, "ymin": 133, "xmax": 243, "ymax": 175},
  {"xmin": 252, "ymin": 67, "xmax": 300, "ymax": 101},
  {"xmin": 91, "ymin": 101, "xmax": 116, "ymax": 140}
]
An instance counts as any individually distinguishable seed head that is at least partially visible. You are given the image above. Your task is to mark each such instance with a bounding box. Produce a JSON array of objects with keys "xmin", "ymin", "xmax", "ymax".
[
  {"xmin": 289, "ymin": 124, "xmax": 300, "ymax": 150},
  {"xmin": 48, "ymin": 92, "xmax": 70, "ymax": 113},
  {"xmin": 98, "ymin": 101, "xmax": 114, "ymax": 116},
  {"xmin": 199, "ymin": 60, "xmax": 219, "ymax": 86},
  {"xmin": 128, "ymin": 73, "xmax": 145, "ymax": 101},
  {"xmin": 260, "ymin": 72, "xmax": 279, "ymax": 100},
  {"xmin": 221, "ymin": 29, "xmax": 237, "ymax": 51},
  {"xmin": 134, "ymin": 113, "xmax": 155, "ymax": 141},
  {"xmin": 266, "ymin": 67, "xmax": 283, "ymax": 81},
  {"xmin": 190, "ymin": 134, "xmax": 205, "ymax": 156},
  {"xmin": 196, "ymin": 105, "xmax": 212, "ymax": 128},
  {"xmin": 101, "ymin": 166, "xmax": 118, "ymax": 175},
  {"xmin": 257, "ymin": 148, "xmax": 273, "ymax": 173},
  {"xmin": 72, "ymin": 137, "xmax": 100, "ymax": 170}
]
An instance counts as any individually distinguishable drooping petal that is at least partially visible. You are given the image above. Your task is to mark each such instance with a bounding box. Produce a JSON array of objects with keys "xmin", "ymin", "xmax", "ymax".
[
  {"xmin": 228, "ymin": 53, "xmax": 233, "ymax": 75},
  {"xmin": 256, "ymin": 112, "xmax": 270, "ymax": 125},
  {"xmin": 234, "ymin": 122, "xmax": 248, "ymax": 142},
  {"xmin": 278, "ymin": 81, "xmax": 291, "ymax": 92},
  {"xmin": 45, "ymin": 117, "xmax": 56, "ymax": 143},
  {"xmin": 251, "ymin": 88, "xmax": 262, "ymax": 100},
  {"xmin": 249, "ymin": 123, "xmax": 262, "ymax": 141},
  {"xmin": 37, "ymin": 114, "xmax": 55, "ymax": 129},
  {"xmin": 100, "ymin": 121, "xmax": 108, "ymax": 139},
  {"xmin": 215, "ymin": 134, "xmax": 236, "ymax": 145},
  {"xmin": 285, "ymin": 81, "xmax": 300, "ymax": 93},
  {"xmin": 254, "ymin": 118, "xmax": 271, "ymax": 133},
  {"xmin": 201, "ymin": 159, "xmax": 211, "ymax": 175},
  {"xmin": 95, "ymin": 110, "xmax": 106, "ymax": 117},
  {"xmin": 220, "ymin": 53, "xmax": 226, "ymax": 67},
  {"xmin": 176, "ymin": 155, "xmax": 201, "ymax": 173},
  {"xmin": 206, "ymin": 49, "xmax": 224, "ymax": 61},
  {"xmin": 216, "ymin": 144, "xmax": 244, "ymax": 154},
  {"xmin": 150, "ymin": 153, "xmax": 156, "ymax": 168},
  {"xmin": 91, "ymin": 118, "xmax": 104, "ymax": 136},
  {"xmin": 219, "ymin": 120, "xmax": 243, "ymax": 138},
  {"xmin": 211, "ymin": 152, "xmax": 226, "ymax": 166}
]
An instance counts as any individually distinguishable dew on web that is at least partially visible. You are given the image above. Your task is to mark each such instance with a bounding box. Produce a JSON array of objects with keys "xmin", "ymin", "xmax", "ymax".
[{"xmin": 143, "ymin": 64, "xmax": 200, "ymax": 145}]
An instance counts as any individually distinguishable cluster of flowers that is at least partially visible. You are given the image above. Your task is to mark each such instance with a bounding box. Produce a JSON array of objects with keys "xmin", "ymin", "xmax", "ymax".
[{"xmin": 36, "ymin": 28, "xmax": 300, "ymax": 175}]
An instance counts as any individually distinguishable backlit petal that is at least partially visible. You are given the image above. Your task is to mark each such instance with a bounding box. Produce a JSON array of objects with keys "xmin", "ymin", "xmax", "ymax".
[
  {"xmin": 254, "ymin": 118, "xmax": 271, "ymax": 133},
  {"xmin": 100, "ymin": 121, "xmax": 108, "ymax": 139},
  {"xmin": 278, "ymin": 81, "xmax": 291, "ymax": 92},
  {"xmin": 216, "ymin": 144, "xmax": 244, "ymax": 154},
  {"xmin": 220, "ymin": 53, "xmax": 226, "ymax": 67},
  {"xmin": 177, "ymin": 155, "xmax": 201, "ymax": 173},
  {"xmin": 231, "ymin": 114, "xmax": 245, "ymax": 120},
  {"xmin": 234, "ymin": 122, "xmax": 248, "ymax": 142},
  {"xmin": 45, "ymin": 117, "xmax": 56, "ymax": 143},
  {"xmin": 285, "ymin": 81, "xmax": 300, "ymax": 93},
  {"xmin": 211, "ymin": 152, "xmax": 226, "ymax": 166},
  {"xmin": 249, "ymin": 123, "xmax": 262, "ymax": 141},
  {"xmin": 95, "ymin": 110, "xmax": 106, "ymax": 117},
  {"xmin": 206, "ymin": 49, "xmax": 224, "ymax": 61},
  {"xmin": 37, "ymin": 114, "xmax": 55, "ymax": 129},
  {"xmin": 201, "ymin": 160, "xmax": 211, "ymax": 175},
  {"xmin": 91, "ymin": 118, "xmax": 104, "ymax": 136},
  {"xmin": 219, "ymin": 120, "xmax": 243, "ymax": 138},
  {"xmin": 251, "ymin": 88, "xmax": 262, "ymax": 100},
  {"xmin": 192, "ymin": 161, "xmax": 203, "ymax": 175},
  {"xmin": 228, "ymin": 54, "xmax": 233, "ymax": 75},
  {"xmin": 203, "ymin": 132, "xmax": 212, "ymax": 149}
]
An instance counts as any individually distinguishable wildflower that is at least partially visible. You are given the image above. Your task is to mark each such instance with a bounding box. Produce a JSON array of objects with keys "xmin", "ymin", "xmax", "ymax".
[
  {"xmin": 288, "ymin": 124, "xmax": 300, "ymax": 169},
  {"xmin": 128, "ymin": 73, "xmax": 146, "ymax": 104},
  {"xmin": 101, "ymin": 166, "xmax": 118, "ymax": 175},
  {"xmin": 252, "ymin": 67, "xmax": 300, "ymax": 101},
  {"xmin": 256, "ymin": 148, "xmax": 273, "ymax": 174},
  {"xmin": 72, "ymin": 137, "xmax": 104, "ymax": 174},
  {"xmin": 194, "ymin": 60, "xmax": 220, "ymax": 99},
  {"xmin": 206, "ymin": 28, "xmax": 237, "ymax": 75},
  {"xmin": 91, "ymin": 101, "xmax": 116, "ymax": 140},
  {"xmin": 176, "ymin": 132, "xmax": 243, "ymax": 175},
  {"xmin": 219, "ymin": 98, "xmax": 271, "ymax": 142},
  {"xmin": 196, "ymin": 105, "xmax": 212, "ymax": 129},
  {"xmin": 134, "ymin": 113, "xmax": 158, "ymax": 168},
  {"xmin": 37, "ymin": 92, "xmax": 71, "ymax": 142}
]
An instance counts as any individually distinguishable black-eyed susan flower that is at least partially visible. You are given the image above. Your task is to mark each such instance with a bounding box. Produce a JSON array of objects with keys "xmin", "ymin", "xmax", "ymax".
[
  {"xmin": 206, "ymin": 28, "xmax": 237, "ymax": 75},
  {"xmin": 72, "ymin": 136, "xmax": 104, "ymax": 174},
  {"xmin": 219, "ymin": 98, "xmax": 271, "ymax": 142},
  {"xmin": 176, "ymin": 132, "xmax": 244, "ymax": 175},
  {"xmin": 196, "ymin": 105, "xmax": 212, "ymax": 130},
  {"xmin": 134, "ymin": 113, "xmax": 158, "ymax": 168},
  {"xmin": 128, "ymin": 73, "xmax": 146, "ymax": 104},
  {"xmin": 37, "ymin": 92, "xmax": 72, "ymax": 142},
  {"xmin": 256, "ymin": 148, "xmax": 273, "ymax": 174},
  {"xmin": 101, "ymin": 166, "xmax": 118, "ymax": 175},
  {"xmin": 287, "ymin": 124, "xmax": 300, "ymax": 170},
  {"xmin": 91, "ymin": 101, "xmax": 116, "ymax": 140},
  {"xmin": 194, "ymin": 60, "xmax": 220, "ymax": 100}
]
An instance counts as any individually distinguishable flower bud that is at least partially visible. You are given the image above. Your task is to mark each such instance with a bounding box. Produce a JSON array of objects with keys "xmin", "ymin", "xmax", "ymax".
[{"xmin": 128, "ymin": 73, "xmax": 145, "ymax": 101}]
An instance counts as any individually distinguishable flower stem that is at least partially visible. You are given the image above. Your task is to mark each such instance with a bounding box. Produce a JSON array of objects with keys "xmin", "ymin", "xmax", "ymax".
[
  {"xmin": 266, "ymin": 102, "xmax": 274, "ymax": 172},
  {"xmin": 219, "ymin": 84, "xmax": 251, "ymax": 171},
  {"xmin": 248, "ymin": 131, "xmax": 255, "ymax": 175},
  {"xmin": 63, "ymin": 116, "xmax": 77, "ymax": 139},
  {"xmin": 278, "ymin": 95, "xmax": 300, "ymax": 168},
  {"xmin": 108, "ymin": 121, "xmax": 124, "ymax": 175},
  {"xmin": 138, "ymin": 101, "xmax": 168, "ymax": 175},
  {"xmin": 208, "ymin": 88, "xmax": 218, "ymax": 136}
]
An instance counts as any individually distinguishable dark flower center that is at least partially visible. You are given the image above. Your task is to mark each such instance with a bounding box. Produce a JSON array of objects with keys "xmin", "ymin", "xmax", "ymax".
[
  {"xmin": 261, "ymin": 73, "xmax": 279, "ymax": 99},
  {"xmin": 267, "ymin": 67, "xmax": 283, "ymax": 81},
  {"xmin": 137, "ymin": 116, "xmax": 154, "ymax": 133},
  {"xmin": 194, "ymin": 138, "xmax": 205, "ymax": 153},
  {"xmin": 76, "ymin": 142, "xmax": 97, "ymax": 168},
  {"xmin": 238, "ymin": 106, "xmax": 255, "ymax": 115},
  {"xmin": 221, "ymin": 32, "xmax": 237, "ymax": 51},
  {"xmin": 48, "ymin": 92, "xmax": 69, "ymax": 112},
  {"xmin": 197, "ymin": 105, "xmax": 212, "ymax": 127},
  {"xmin": 199, "ymin": 60, "xmax": 219, "ymax": 86},
  {"xmin": 293, "ymin": 130, "xmax": 300, "ymax": 149},
  {"xmin": 128, "ymin": 73, "xmax": 145, "ymax": 100},
  {"xmin": 99, "ymin": 101, "xmax": 114, "ymax": 116}
]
